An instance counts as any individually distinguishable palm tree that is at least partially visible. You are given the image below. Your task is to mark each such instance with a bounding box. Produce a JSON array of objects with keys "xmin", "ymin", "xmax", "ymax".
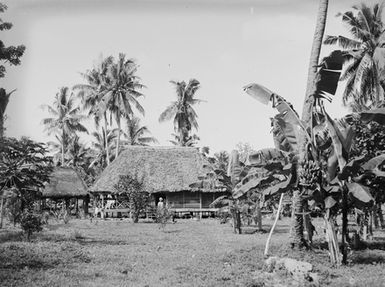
[
  {"xmin": 102, "ymin": 54, "xmax": 145, "ymax": 158},
  {"xmin": 89, "ymin": 128, "xmax": 117, "ymax": 169},
  {"xmin": 324, "ymin": 3, "xmax": 384, "ymax": 111},
  {"xmin": 75, "ymin": 56, "xmax": 114, "ymax": 165},
  {"xmin": 214, "ymin": 151, "xmax": 229, "ymax": 171},
  {"xmin": 0, "ymin": 88, "xmax": 15, "ymax": 138},
  {"xmin": 122, "ymin": 115, "xmax": 158, "ymax": 146},
  {"xmin": 169, "ymin": 133, "xmax": 200, "ymax": 147},
  {"xmin": 292, "ymin": 0, "xmax": 329, "ymax": 248},
  {"xmin": 159, "ymin": 79, "xmax": 202, "ymax": 146},
  {"xmin": 42, "ymin": 87, "xmax": 87, "ymax": 166},
  {"xmin": 65, "ymin": 135, "xmax": 89, "ymax": 167}
]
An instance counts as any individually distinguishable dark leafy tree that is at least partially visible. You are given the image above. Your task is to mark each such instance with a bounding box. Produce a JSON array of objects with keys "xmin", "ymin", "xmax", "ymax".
[
  {"xmin": 0, "ymin": 3, "xmax": 25, "ymax": 78},
  {"xmin": 114, "ymin": 175, "xmax": 150, "ymax": 223},
  {"xmin": 0, "ymin": 3, "xmax": 25, "ymax": 138},
  {"xmin": 0, "ymin": 137, "xmax": 53, "ymax": 228}
]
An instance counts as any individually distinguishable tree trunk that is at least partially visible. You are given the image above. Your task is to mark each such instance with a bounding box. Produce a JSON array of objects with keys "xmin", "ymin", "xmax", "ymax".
[
  {"xmin": 291, "ymin": 0, "xmax": 329, "ymax": 248},
  {"xmin": 303, "ymin": 200, "xmax": 313, "ymax": 243},
  {"xmin": 0, "ymin": 113, "xmax": 4, "ymax": 139},
  {"xmin": 378, "ymin": 203, "xmax": 385, "ymax": 229},
  {"xmin": 61, "ymin": 132, "xmax": 65, "ymax": 167},
  {"xmin": 290, "ymin": 190, "xmax": 307, "ymax": 248},
  {"xmin": 0, "ymin": 197, "xmax": 4, "ymax": 229},
  {"xmin": 104, "ymin": 113, "xmax": 110, "ymax": 165},
  {"xmin": 256, "ymin": 201, "xmax": 263, "ymax": 231},
  {"xmin": 342, "ymin": 185, "xmax": 348, "ymax": 264},
  {"xmin": 373, "ymin": 205, "xmax": 379, "ymax": 229},
  {"xmin": 301, "ymin": 0, "xmax": 329, "ymax": 124},
  {"xmin": 116, "ymin": 117, "xmax": 121, "ymax": 159}
]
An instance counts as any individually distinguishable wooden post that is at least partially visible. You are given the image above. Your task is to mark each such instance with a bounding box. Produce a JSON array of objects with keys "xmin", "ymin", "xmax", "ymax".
[
  {"xmin": 199, "ymin": 192, "xmax": 202, "ymax": 220},
  {"xmin": 75, "ymin": 198, "xmax": 79, "ymax": 215},
  {"xmin": 101, "ymin": 194, "xmax": 105, "ymax": 219},
  {"xmin": 256, "ymin": 200, "xmax": 263, "ymax": 231},
  {"xmin": 83, "ymin": 196, "xmax": 89, "ymax": 216}
]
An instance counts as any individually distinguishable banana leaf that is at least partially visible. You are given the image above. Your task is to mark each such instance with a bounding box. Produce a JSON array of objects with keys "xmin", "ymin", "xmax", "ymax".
[
  {"xmin": 271, "ymin": 114, "xmax": 299, "ymax": 153},
  {"xmin": 325, "ymin": 196, "xmax": 337, "ymax": 209},
  {"xmin": 233, "ymin": 173, "xmax": 269, "ymax": 199},
  {"xmin": 209, "ymin": 195, "xmax": 232, "ymax": 208},
  {"xmin": 244, "ymin": 83, "xmax": 313, "ymax": 152},
  {"xmin": 248, "ymin": 148, "xmax": 289, "ymax": 166},
  {"xmin": 347, "ymin": 182, "xmax": 374, "ymax": 208},
  {"xmin": 360, "ymin": 108, "xmax": 385, "ymax": 125},
  {"xmin": 262, "ymin": 174, "xmax": 292, "ymax": 198},
  {"xmin": 242, "ymin": 83, "xmax": 273, "ymax": 105},
  {"xmin": 338, "ymin": 155, "xmax": 368, "ymax": 180},
  {"xmin": 314, "ymin": 50, "xmax": 344, "ymax": 102},
  {"xmin": 324, "ymin": 110, "xmax": 354, "ymax": 180},
  {"xmin": 362, "ymin": 154, "xmax": 385, "ymax": 171}
]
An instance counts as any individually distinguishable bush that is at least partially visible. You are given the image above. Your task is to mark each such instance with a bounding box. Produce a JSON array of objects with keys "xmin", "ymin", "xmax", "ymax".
[
  {"xmin": 5, "ymin": 196, "xmax": 22, "ymax": 226},
  {"xmin": 114, "ymin": 175, "xmax": 150, "ymax": 223},
  {"xmin": 156, "ymin": 206, "xmax": 172, "ymax": 229},
  {"xmin": 20, "ymin": 211, "xmax": 43, "ymax": 241}
]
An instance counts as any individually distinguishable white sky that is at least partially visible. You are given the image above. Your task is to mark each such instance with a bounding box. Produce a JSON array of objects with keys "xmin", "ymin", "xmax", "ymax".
[{"xmin": 2, "ymin": 0, "xmax": 382, "ymax": 153}]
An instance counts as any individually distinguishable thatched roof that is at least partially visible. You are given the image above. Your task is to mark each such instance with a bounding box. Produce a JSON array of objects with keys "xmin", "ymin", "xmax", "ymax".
[
  {"xmin": 42, "ymin": 167, "xmax": 88, "ymax": 198},
  {"xmin": 90, "ymin": 146, "xmax": 216, "ymax": 193}
]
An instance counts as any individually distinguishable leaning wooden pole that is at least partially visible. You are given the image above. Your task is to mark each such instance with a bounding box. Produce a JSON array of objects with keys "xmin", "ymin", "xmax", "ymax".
[
  {"xmin": 264, "ymin": 193, "xmax": 284, "ymax": 257},
  {"xmin": 0, "ymin": 197, "xmax": 4, "ymax": 229},
  {"xmin": 341, "ymin": 183, "xmax": 348, "ymax": 264}
]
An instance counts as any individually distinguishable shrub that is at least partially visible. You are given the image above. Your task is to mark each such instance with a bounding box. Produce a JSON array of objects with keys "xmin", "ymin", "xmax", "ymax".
[
  {"xmin": 5, "ymin": 196, "xmax": 22, "ymax": 226},
  {"xmin": 114, "ymin": 175, "xmax": 150, "ymax": 223},
  {"xmin": 20, "ymin": 211, "xmax": 43, "ymax": 241}
]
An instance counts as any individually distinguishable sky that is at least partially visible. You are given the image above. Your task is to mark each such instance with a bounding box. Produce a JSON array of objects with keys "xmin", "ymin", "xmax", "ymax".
[{"xmin": 2, "ymin": 0, "xmax": 382, "ymax": 153}]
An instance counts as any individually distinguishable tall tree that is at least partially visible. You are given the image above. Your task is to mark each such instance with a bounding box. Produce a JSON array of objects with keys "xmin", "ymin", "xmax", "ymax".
[
  {"xmin": 292, "ymin": 0, "xmax": 330, "ymax": 248},
  {"xmin": 102, "ymin": 54, "xmax": 145, "ymax": 158},
  {"xmin": 0, "ymin": 88, "xmax": 14, "ymax": 138},
  {"xmin": 123, "ymin": 115, "xmax": 157, "ymax": 146},
  {"xmin": 75, "ymin": 56, "xmax": 114, "ymax": 165},
  {"xmin": 324, "ymin": 3, "xmax": 384, "ymax": 111},
  {"xmin": 0, "ymin": 3, "xmax": 25, "ymax": 138},
  {"xmin": 159, "ymin": 79, "xmax": 203, "ymax": 146},
  {"xmin": 89, "ymin": 128, "xmax": 116, "ymax": 170},
  {"xmin": 42, "ymin": 87, "xmax": 87, "ymax": 166}
]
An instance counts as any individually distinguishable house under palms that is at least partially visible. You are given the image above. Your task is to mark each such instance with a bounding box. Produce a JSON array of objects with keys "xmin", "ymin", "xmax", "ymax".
[{"xmin": 90, "ymin": 146, "xmax": 227, "ymax": 218}]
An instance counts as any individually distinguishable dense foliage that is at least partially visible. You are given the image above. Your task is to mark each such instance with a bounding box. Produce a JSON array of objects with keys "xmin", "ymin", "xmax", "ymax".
[{"xmin": 114, "ymin": 175, "xmax": 150, "ymax": 223}]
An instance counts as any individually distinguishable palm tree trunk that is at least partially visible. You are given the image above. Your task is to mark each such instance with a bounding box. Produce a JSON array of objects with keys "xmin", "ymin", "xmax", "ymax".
[
  {"xmin": 291, "ymin": 0, "xmax": 329, "ymax": 248},
  {"xmin": 116, "ymin": 117, "xmax": 121, "ymax": 159},
  {"xmin": 61, "ymin": 131, "xmax": 65, "ymax": 166},
  {"xmin": 0, "ymin": 113, "xmax": 4, "ymax": 139},
  {"xmin": 290, "ymin": 190, "xmax": 307, "ymax": 248},
  {"xmin": 104, "ymin": 113, "xmax": 110, "ymax": 165},
  {"xmin": 0, "ymin": 197, "xmax": 4, "ymax": 229}
]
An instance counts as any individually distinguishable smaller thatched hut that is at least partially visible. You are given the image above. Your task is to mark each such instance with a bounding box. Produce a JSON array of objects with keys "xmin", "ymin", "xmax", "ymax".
[
  {"xmin": 42, "ymin": 167, "xmax": 89, "ymax": 214},
  {"xmin": 90, "ymin": 146, "xmax": 227, "ymax": 217}
]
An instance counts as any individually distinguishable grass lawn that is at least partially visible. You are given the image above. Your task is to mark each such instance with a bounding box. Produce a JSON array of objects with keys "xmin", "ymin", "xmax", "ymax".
[{"xmin": 1, "ymin": 217, "xmax": 385, "ymax": 286}]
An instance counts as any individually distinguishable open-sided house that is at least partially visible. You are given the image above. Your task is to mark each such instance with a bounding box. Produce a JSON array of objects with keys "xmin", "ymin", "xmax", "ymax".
[
  {"xmin": 41, "ymin": 167, "xmax": 89, "ymax": 214},
  {"xmin": 90, "ymin": 146, "xmax": 228, "ymax": 217}
]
